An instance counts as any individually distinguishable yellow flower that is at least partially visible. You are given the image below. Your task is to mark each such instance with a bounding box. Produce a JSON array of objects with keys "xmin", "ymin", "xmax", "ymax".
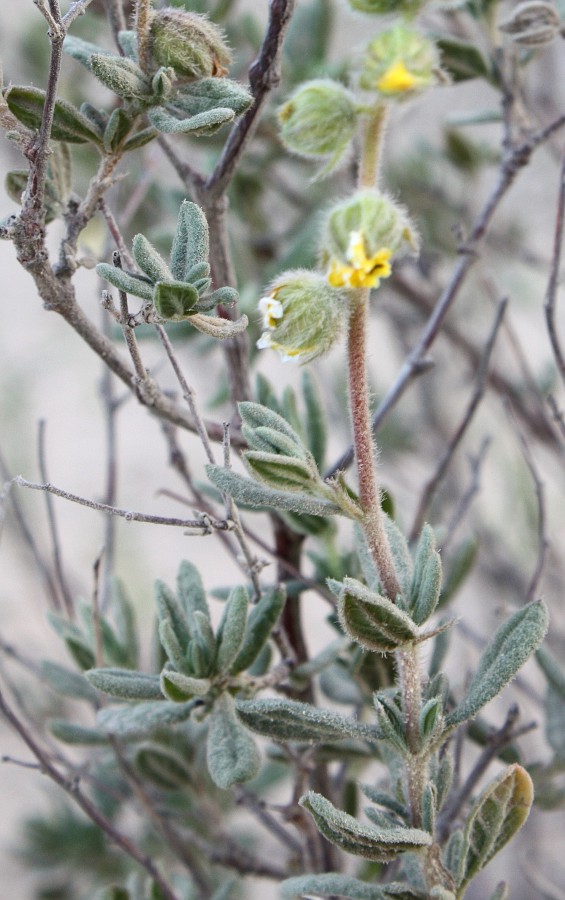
[
  {"xmin": 327, "ymin": 231, "xmax": 392, "ymax": 289},
  {"xmin": 376, "ymin": 59, "xmax": 422, "ymax": 95}
]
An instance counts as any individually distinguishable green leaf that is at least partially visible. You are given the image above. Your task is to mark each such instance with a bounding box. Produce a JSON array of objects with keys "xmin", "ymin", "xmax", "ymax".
[
  {"xmin": 147, "ymin": 106, "xmax": 235, "ymax": 135},
  {"xmin": 97, "ymin": 699, "xmax": 196, "ymax": 739},
  {"xmin": 132, "ymin": 233, "xmax": 171, "ymax": 283},
  {"xmin": 215, "ymin": 586, "xmax": 249, "ymax": 674},
  {"xmin": 373, "ymin": 695, "xmax": 408, "ymax": 754},
  {"xmin": 207, "ymin": 286, "xmax": 239, "ymax": 306},
  {"xmin": 189, "ymin": 311, "xmax": 248, "ymax": 339},
  {"xmin": 122, "ymin": 126, "xmax": 158, "ymax": 152},
  {"xmin": 63, "ymin": 34, "xmax": 115, "ymax": 69},
  {"xmin": 206, "ymin": 465, "xmax": 342, "ymax": 517},
  {"xmin": 135, "ymin": 744, "xmax": 192, "ymax": 790},
  {"xmin": 439, "ymin": 537, "xmax": 478, "ymax": 607},
  {"xmin": 160, "ymin": 669, "xmax": 211, "ymax": 700},
  {"xmin": 170, "ymin": 201, "xmax": 209, "ymax": 282},
  {"xmin": 90, "ymin": 54, "xmax": 150, "ymax": 100},
  {"xmin": 230, "ymin": 585, "xmax": 285, "ymax": 674},
  {"xmin": 49, "ymin": 720, "xmax": 109, "ymax": 745},
  {"xmin": 235, "ymin": 697, "xmax": 377, "ymax": 743},
  {"xmin": 333, "ymin": 577, "xmax": 418, "ymax": 653},
  {"xmin": 176, "ymin": 559, "xmax": 210, "ymax": 622},
  {"xmin": 154, "ymin": 579, "xmax": 191, "ymax": 649},
  {"xmin": 96, "ymin": 263, "xmax": 154, "ymax": 300},
  {"xmin": 41, "ymin": 661, "xmax": 99, "ymax": 704},
  {"xmin": 159, "ymin": 619, "xmax": 191, "ymax": 675},
  {"xmin": 243, "ymin": 451, "xmax": 317, "ymax": 492},
  {"xmin": 111, "ymin": 578, "xmax": 139, "ymax": 669},
  {"xmin": 5, "ymin": 85, "xmax": 103, "ymax": 145},
  {"xmin": 280, "ymin": 873, "xmax": 424, "ymax": 899},
  {"xmin": 85, "ymin": 668, "xmax": 163, "ymax": 700},
  {"xmin": 411, "ymin": 547, "xmax": 442, "ymax": 626},
  {"xmin": 446, "ymin": 600, "xmax": 549, "ymax": 729},
  {"xmin": 172, "ymin": 77, "xmax": 252, "ymax": 117},
  {"xmin": 47, "ymin": 613, "xmax": 95, "ymax": 670},
  {"xmin": 458, "ymin": 764, "xmax": 533, "ymax": 893},
  {"xmin": 242, "ymin": 425, "xmax": 309, "ymax": 459},
  {"xmin": 300, "ymin": 792, "xmax": 432, "ymax": 861},
  {"xmin": 154, "ymin": 280, "xmax": 199, "ymax": 320},
  {"xmin": 536, "ymin": 645, "xmax": 565, "ymax": 699},
  {"xmin": 302, "ymin": 370, "xmax": 327, "ymax": 469},
  {"xmin": 239, "ymin": 401, "xmax": 306, "ymax": 452},
  {"xmin": 382, "ymin": 515, "xmax": 413, "ymax": 597},
  {"xmin": 435, "ymin": 38, "xmax": 495, "ymax": 84},
  {"xmin": 206, "ymin": 693, "xmax": 261, "ymax": 789},
  {"xmin": 103, "ymin": 108, "xmax": 134, "ymax": 153}
]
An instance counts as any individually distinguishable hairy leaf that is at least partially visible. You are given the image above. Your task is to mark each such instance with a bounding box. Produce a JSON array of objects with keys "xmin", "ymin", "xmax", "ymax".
[
  {"xmin": 206, "ymin": 465, "xmax": 342, "ymax": 517},
  {"xmin": 207, "ymin": 693, "xmax": 261, "ymax": 789},
  {"xmin": 154, "ymin": 280, "xmax": 199, "ymax": 320},
  {"xmin": 148, "ymin": 106, "xmax": 234, "ymax": 135},
  {"xmin": 334, "ymin": 577, "xmax": 418, "ymax": 652},
  {"xmin": 160, "ymin": 669, "xmax": 211, "ymax": 701},
  {"xmin": 41, "ymin": 661, "xmax": 99, "ymax": 704},
  {"xmin": 172, "ymin": 77, "xmax": 252, "ymax": 116},
  {"xmin": 230, "ymin": 585, "xmax": 285, "ymax": 674},
  {"xmin": 446, "ymin": 600, "xmax": 549, "ymax": 728},
  {"xmin": 97, "ymin": 699, "xmax": 196, "ymax": 739},
  {"xmin": 5, "ymin": 85, "xmax": 103, "ymax": 145},
  {"xmin": 215, "ymin": 586, "xmax": 249, "ymax": 674},
  {"xmin": 170, "ymin": 201, "xmax": 210, "ymax": 282},
  {"xmin": 458, "ymin": 764, "xmax": 533, "ymax": 893},
  {"xmin": 85, "ymin": 668, "xmax": 163, "ymax": 700},
  {"xmin": 280, "ymin": 873, "xmax": 425, "ymax": 898},
  {"xmin": 300, "ymin": 792, "xmax": 432, "ymax": 861},
  {"xmin": 236, "ymin": 697, "xmax": 378, "ymax": 743}
]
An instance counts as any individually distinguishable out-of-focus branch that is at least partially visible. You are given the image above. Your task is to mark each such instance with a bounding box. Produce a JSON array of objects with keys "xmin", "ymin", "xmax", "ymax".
[{"xmin": 544, "ymin": 147, "xmax": 565, "ymax": 388}]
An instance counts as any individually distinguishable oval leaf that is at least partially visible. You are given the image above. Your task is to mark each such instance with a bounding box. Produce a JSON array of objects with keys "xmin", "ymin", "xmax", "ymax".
[{"xmin": 207, "ymin": 693, "xmax": 260, "ymax": 789}]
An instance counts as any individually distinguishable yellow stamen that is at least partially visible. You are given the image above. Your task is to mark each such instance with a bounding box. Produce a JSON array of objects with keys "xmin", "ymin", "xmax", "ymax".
[
  {"xmin": 377, "ymin": 59, "xmax": 420, "ymax": 94},
  {"xmin": 328, "ymin": 234, "xmax": 392, "ymax": 290}
]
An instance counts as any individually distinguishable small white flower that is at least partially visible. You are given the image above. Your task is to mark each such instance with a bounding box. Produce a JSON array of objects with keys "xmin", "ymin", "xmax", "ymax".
[{"xmin": 258, "ymin": 295, "xmax": 284, "ymax": 329}]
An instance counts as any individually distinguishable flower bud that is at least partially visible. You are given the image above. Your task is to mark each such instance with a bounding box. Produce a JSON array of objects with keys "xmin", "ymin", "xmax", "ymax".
[
  {"xmin": 256, "ymin": 271, "xmax": 346, "ymax": 362},
  {"xmin": 148, "ymin": 8, "xmax": 232, "ymax": 79},
  {"xmin": 359, "ymin": 24, "xmax": 440, "ymax": 97},
  {"xmin": 499, "ymin": 1, "xmax": 561, "ymax": 47},
  {"xmin": 320, "ymin": 190, "xmax": 418, "ymax": 290},
  {"xmin": 278, "ymin": 80, "xmax": 358, "ymax": 168}
]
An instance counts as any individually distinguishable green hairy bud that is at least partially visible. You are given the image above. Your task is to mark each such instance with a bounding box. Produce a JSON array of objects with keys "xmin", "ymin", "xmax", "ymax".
[
  {"xmin": 256, "ymin": 270, "xmax": 346, "ymax": 362},
  {"xmin": 321, "ymin": 189, "xmax": 418, "ymax": 290},
  {"xmin": 278, "ymin": 79, "xmax": 358, "ymax": 174},
  {"xmin": 359, "ymin": 24, "xmax": 441, "ymax": 97},
  {"xmin": 148, "ymin": 8, "xmax": 232, "ymax": 79}
]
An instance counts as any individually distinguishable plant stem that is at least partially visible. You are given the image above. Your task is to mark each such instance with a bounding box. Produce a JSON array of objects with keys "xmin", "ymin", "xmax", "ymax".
[
  {"xmin": 347, "ymin": 101, "xmax": 426, "ymax": 833},
  {"xmin": 135, "ymin": 0, "xmax": 152, "ymax": 72}
]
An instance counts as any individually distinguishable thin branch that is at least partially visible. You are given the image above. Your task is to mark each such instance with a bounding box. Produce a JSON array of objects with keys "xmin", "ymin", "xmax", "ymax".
[
  {"xmin": 505, "ymin": 404, "xmax": 550, "ymax": 602},
  {"xmin": 62, "ymin": 0, "xmax": 96, "ymax": 28},
  {"xmin": 409, "ymin": 299, "xmax": 507, "ymax": 541},
  {"xmin": 37, "ymin": 420, "xmax": 75, "ymax": 618},
  {"xmin": 234, "ymin": 785, "xmax": 303, "ymax": 856},
  {"xmin": 0, "ymin": 450, "xmax": 62, "ymax": 611},
  {"xmin": 103, "ymin": 0, "xmax": 127, "ymax": 47},
  {"xmin": 0, "ymin": 688, "xmax": 180, "ymax": 900},
  {"xmin": 206, "ymin": 0, "xmax": 297, "ymax": 198},
  {"xmin": 441, "ymin": 435, "xmax": 491, "ymax": 553},
  {"xmin": 547, "ymin": 394, "xmax": 565, "ymax": 443},
  {"xmin": 14, "ymin": 477, "xmax": 231, "ymax": 532},
  {"xmin": 544, "ymin": 146, "xmax": 565, "ymax": 387}
]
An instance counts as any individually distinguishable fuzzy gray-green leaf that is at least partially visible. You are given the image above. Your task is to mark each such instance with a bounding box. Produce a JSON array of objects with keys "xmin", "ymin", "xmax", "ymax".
[
  {"xmin": 96, "ymin": 263, "xmax": 154, "ymax": 300},
  {"xmin": 90, "ymin": 54, "xmax": 150, "ymax": 99},
  {"xmin": 154, "ymin": 579, "xmax": 191, "ymax": 648},
  {"xmin": 206, "ymin": 465, "xmax": 342, "ymax": 517},
  {"xmin": 459, "ymin": 764, "xmax": 533, "ymax": 892},
  {"xmin": 154, "ymin": 280, "xmax": 199, "ymax": 320},
  {"xmin": 135, "ymin": 744, "xmax": 192, "ymax": 790},
  {"xmin": 230, "ymin": 585, "xmax": 285, "ymax": 674},
  {"xmin": 132, "ymin": 233, "xmax": 171, "ymax": 284},
  {"xmin": 242, "ymin": 425, "xmax": 309, "ymax": 459},
  {"xmin": 85, "ymin": 668, "xmax": 163, "ymax": 700},
  {"xmin": 103, "ymin": 107, "xmax": 133, "ymax": 153},
  {"xmin": 97, "ymin": 699, "xmax": 196, "ymax": 739},
  {"xmin": 172, "ymin": 77, "xmax": 252, "ymax": 117},
  {"xmin": 170, "ymin": 201, "xmax": 209, "ymax": 282},
  {"xmin": 189, "ymin": 312, "xmax": 248, "ymax": 339},
  {"xmin": 302, "ymin": 370, "xmax": 327, "ymax": 469},
  {"xmin": 239, "ymin": 401, "xmax": 306, "ymax": 451},
  {"xmin": 63, "ymin": 35, "xmax": 115, "ymax": 68},
  {"xmin": 160, "ymin": 669, "xmax": 211, "ymax": 701},
  {"xmin": 300, "ymin": 792, "xmax": 432, "ymax": 861},
  {"xmin": 215, "ymin": 586, "xmax": 249, "ymax": 674},
  {"xmin": 236, "ymin": 697, "xmax": 377, "ymax": 743},
  {"xmin": 5, "ymin": 85, "xmax": 103, "ymax": 145},
  {"xmin": 207, "ymin": 286, "xmax": 239, "ymax": 306},
  {"xmin": 446, "ymin": 600, "xmax": 549, "ymax": 728},
  {"xmin": 280, "ymin": 873, "xmax": 424, "ymax": 899},
  {"xmin": 243, "ymin": 451, "xmax": 317, "ymax": 492},
  {"xmin": 382, "ymin": 515, "xmax": 413, "ymax": 597},
  {"xmin": 335, "ymin": 577, "xmax": 418, "ymax": 652},
  {"xmin": 411, "ymin": 548, "xmax": 442, "ymax": 626},
  {"xmin": 49, "ymin": 720, "xmax": 109, "ymax": 745},
  {"xmin": 148, "ymin": 106, "xmax": 234, "ymax": 135},
  {"xmin": 207, "ymin": 693, "xmax": 260, "ymax": 789},
  {"xmin": 41, "ymin": 661, "xmax": 99, "ymax": 704},
  {"xmin": 176, "ymin": 559, "xmax": 210, "ymax": 622}
]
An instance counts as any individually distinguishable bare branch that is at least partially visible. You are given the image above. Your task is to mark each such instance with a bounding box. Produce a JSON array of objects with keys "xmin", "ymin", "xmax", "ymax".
[
  {"xmin": 409, "ymin": 299, "xmax": 507, "ymax": 541},
  {"xmin": 544, "ymin": 146, "xmax": 565, "ymax": 388},
  {"xmin": 38, "ymin": 420, "xmax": 75, "ymax": 618}
]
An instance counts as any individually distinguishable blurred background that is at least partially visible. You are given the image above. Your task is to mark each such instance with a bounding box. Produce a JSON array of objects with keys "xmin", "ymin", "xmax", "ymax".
[{"xmin": 2, "ymin": 0, "xmax": 565, "ymax": 897}]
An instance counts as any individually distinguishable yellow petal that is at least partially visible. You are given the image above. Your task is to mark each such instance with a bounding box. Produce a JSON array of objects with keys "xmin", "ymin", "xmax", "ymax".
[{"xmin": 377, "ymin": 60, "xmax": 419, "ymax": 94}]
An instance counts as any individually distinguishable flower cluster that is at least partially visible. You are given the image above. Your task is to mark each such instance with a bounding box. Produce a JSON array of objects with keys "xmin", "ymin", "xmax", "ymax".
[{"xmin": 327, "ymin": 232, "xmax": 392, "ymax": 290}]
